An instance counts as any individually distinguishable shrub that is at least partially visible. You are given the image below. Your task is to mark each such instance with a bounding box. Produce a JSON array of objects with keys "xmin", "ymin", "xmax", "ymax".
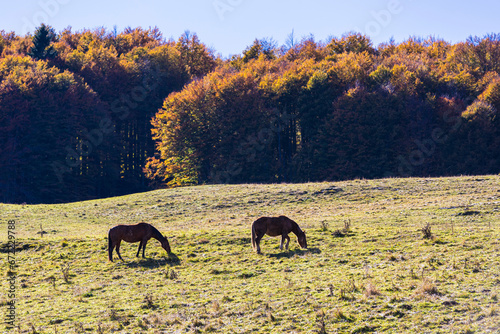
[
  {"xmin": 416, "ymin": 278, "xmax": 441, "ymax": 296},
  {"xmin": 421, "ymin": 223, "xmax": 433, "ymax": 239},
  {"xmin": 61, "ymin": 264, "xmax": 71, "ymax": 283},
  {"xmin": 364, "ymin": 282, "xmax": 382, "ymax": 297}
]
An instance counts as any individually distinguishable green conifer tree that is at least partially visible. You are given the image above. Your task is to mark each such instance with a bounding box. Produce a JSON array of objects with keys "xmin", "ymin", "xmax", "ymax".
[{"xmin": 28, "ymin": 24, "xmax": 57, "ymax": 60}]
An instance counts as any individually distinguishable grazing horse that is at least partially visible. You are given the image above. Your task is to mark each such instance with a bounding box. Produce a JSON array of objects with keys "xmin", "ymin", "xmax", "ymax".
[
  {"xmin": 251, "ymin": 216, "xmax": 307, "ymax": 254},
  {"xmin": 108, "ymin": 223, "xmax": 171, "ymax": 262}
]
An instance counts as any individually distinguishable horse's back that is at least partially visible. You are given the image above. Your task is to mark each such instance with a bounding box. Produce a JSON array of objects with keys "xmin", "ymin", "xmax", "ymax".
[
  {"xmin": 252, "ymin": 216, "xmax": 272, "ymax": 228},
  {"xmin": 109, "ymin": 224, "xmax": 125, "ymax": 236},
  {"xmin": 253, "ymin": 216, "xmax": 292, "ymax": 236},
  {"xmin": 109, "ymin": 223, "xmax": 149, "ymax": 242}
]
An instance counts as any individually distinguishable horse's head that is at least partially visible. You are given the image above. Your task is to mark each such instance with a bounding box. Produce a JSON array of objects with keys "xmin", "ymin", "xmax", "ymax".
[
  {"xmin": 161, "ymin": 238, "xmax": 171, "ymax": 254},
  {"xmin": 297, "ymin": 231, "xmax": 307, "ymax": 249}
]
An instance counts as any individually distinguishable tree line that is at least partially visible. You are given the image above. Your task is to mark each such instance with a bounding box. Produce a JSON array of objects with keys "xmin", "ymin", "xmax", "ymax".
[
  {"xmin": 147, "ymin": 33, "xmax": 500, "ymax": 187},
  {"xmin": 0, "ymin": 25, "xmax": 215, "ymax": 203},
  {"xmin": 0, "ymin": 26, "xmax": 499, "ymax": 203}
]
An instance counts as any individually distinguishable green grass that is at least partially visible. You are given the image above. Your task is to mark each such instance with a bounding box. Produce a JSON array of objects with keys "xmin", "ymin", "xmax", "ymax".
[{"xmin": 1, "ymin": 175, "xmax": 499, "ymax": 333}]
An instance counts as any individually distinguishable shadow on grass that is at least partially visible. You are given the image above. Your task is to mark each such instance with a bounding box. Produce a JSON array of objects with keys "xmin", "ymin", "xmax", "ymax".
[
  {"xmin": 122, "ymin": 253, "xmax": 181, "ymax": 268},
  {"xmin": 266, "ymin": 247, "xmax": 321, "ymax": 259},
  {"xmin": 0, "ymin": 241, "xmax": 39, "ymax": 253}
]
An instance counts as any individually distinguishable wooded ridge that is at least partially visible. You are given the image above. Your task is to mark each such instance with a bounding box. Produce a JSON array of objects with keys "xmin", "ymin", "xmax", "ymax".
[{"xmin": 1, "ymin": 25, "xmax": 499, "ymax": 203}]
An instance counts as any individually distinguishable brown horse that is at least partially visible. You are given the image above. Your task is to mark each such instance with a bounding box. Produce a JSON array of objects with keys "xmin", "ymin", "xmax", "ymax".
[
  {"xmin": 108, "ymin": 222, "xmax": 171, "ymax": 262},
  {"xmin": 251, "ymin": 216, "xmax": 307, "ymax": 254}
]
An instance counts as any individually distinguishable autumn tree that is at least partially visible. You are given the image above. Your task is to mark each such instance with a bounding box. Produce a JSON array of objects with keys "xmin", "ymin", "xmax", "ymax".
[
  {"xmin": 327, "ymin": 32, "xmax": 376, "ymax": 56},
  {"xmin": 176, "ymin": 31, "xmax": 216, "ymax": 78},
  {"xmin": 146, "ymin": 65, "xmax": 276, "ymax": 187}
]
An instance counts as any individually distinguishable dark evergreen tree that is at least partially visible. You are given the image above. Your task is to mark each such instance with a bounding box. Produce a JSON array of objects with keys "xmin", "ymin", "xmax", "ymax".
[
  {"xmin": 242, "ymin": 38, "xmax": 277, "ymax": 63},
  {"xmin": 28, "ymin": 24, "xmax": 57, "ymax": 60}
]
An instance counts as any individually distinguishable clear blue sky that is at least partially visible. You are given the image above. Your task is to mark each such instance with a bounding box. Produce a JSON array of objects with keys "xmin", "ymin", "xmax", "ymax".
[{"xmin": 2, "ymin": 0, "xmax": 499, "ymax": 57}]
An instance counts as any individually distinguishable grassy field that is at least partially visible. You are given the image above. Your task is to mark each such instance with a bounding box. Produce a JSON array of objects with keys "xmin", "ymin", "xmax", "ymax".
[{"xmin": 1, "ymin": 175, "xmax": 499, "ymax": 333}]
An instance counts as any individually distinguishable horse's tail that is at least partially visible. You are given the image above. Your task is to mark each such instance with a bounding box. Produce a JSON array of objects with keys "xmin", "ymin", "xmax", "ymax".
[
  {"xmin": 251, "ymin": 222, "xmax": 256, "ymax": 250},
  {"xmin": 108, "ymin": 230, "xmax": 113, "ymax": 262}
]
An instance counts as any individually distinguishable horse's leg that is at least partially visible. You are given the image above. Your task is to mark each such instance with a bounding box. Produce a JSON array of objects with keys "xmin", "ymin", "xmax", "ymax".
[
  {"xmin": 142, "ymin": 239, "xmax": 147, "ymax": 258},
  {"xmin": 136, "ymin": 241, "xmax": 143, "ymax": 257},
  {"xmin": 280, "ymin": 234, "xmax": 290, "ymax": 250},
  {"xmin": 108, "ymin": 238, "xmax": 114, "ymax": 262},
  {"xmin": 251, "ymin": 224, "xmax": 257, "ymax": 251},
  {"xmin": 116, "ymin": 240, "xmax": 124, "ymax": 261},
  {"xmin": 255, "ymin": 232, "xmax": 263, "ymax": 254},
  {"xmin": 284, "ymin": 234, "xmax": 290, "ymax": 250}
]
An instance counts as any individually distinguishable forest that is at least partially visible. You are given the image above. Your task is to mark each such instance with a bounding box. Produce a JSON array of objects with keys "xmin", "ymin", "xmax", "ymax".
[{"xmin": 0, "ymin": 25, "xmax": 499, "ymax": 203}]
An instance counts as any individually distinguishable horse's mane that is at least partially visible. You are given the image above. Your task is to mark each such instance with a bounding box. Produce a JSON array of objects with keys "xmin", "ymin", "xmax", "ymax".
[
  {"xmin": 280, "ymin": 216, "xmax": 303, "ymax": 234},
  {"xmin": 150, "ymin": 225, "xmax": 165, "ymax": 241}
]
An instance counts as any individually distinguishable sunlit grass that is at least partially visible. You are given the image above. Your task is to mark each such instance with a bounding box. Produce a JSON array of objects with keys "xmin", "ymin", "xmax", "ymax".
[{"xmin": 1, "ymin": 175, "xmax": 499, "ymax": 333}]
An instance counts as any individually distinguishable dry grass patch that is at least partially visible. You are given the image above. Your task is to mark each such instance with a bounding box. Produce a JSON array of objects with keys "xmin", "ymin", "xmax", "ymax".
[
  {"xmin": 364, "ymin": 282, "xmax": 382, "ymax": 298},
  {"xmin": 415, "ymin": 278, "xmax": 441, "ymax": 298}
]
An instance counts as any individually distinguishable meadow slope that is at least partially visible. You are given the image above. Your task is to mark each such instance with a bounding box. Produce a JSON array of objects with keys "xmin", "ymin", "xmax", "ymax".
[{"xmin": 1, "ymin": 176, "xmax": 499, "ymax": 333}]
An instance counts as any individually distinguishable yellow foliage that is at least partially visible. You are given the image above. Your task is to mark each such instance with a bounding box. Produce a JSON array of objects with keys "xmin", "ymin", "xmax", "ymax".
[{"xmin": 478, "ymin": 74, "xmax": 500, "ymax": 107}]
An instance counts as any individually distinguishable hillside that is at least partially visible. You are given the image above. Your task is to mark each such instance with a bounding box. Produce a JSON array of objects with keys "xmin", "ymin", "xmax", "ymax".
[{"xmin": 1, "ymin": 175, "xmax": 499, "ymax": 333}]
